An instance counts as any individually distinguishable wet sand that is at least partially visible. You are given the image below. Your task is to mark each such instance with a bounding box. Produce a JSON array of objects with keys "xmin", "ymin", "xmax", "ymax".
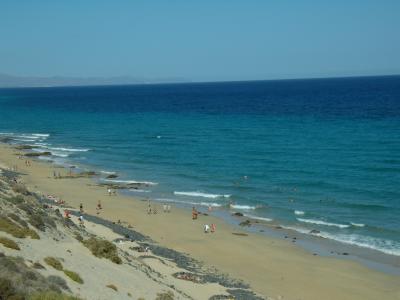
[{"xmin": 1, "ymin": 143, "xmax": 399, "ymax": 300}]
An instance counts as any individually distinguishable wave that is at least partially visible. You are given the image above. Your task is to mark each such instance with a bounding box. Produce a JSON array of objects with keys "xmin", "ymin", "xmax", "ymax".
[
  {"xmin": 294, "ymin": 210, "xmax": 305, "ymax": 215},
  {"xmin": 129, "ymin": 189, "xmax": 150, "ymax": 193},
  {"xmin": 33, "ymin": 142, "xmax": 49, "ymax": 146},
  {"xmin": 45, "ymin": 146, "xmax": 90, "ymax": 152},
  {"xmin": 315, "ymin": 232, "xmax": 400, "ymax": 256},
  {"xmin": 243, "ymin": 214, "xmax": 273, "ymax": 222},
  {"xmin": 281, "ymin": 226, "xmax": 400, "ymax": 256},
  {"xmin": 155, "ymin": 198, "xmax": 222, "ymax": 208},
  {"xmin": 50, "ymin": 151, "xmax": 69, "ymax": 158},
  {"xmin": 297, "ymin": 218, "xmax": 350, "ymax": 229},
  {"xmin": 351, "ymin": 222, "xmax": 365, "ymax": 227},
  {"xmin": 281, "ymin": 225, "xmax": 313, "ymax": 235},
  {"xmin": 230, "ymin": 204, "xmax": 257, "ymax": 210},
  {"xmin": 31, "ymin": 133, "xmax": 50, "ymax": 137},
  {"xmin": 100, "ymin": 170, "xmax": 116, "ymax": 175},
  {"xmin": 105, "ymin": 179, "xmax": 158, "ymax": 186},
  {"xmin": 174, "ymin": 191, "xmax": 230, "ymax": 199}
]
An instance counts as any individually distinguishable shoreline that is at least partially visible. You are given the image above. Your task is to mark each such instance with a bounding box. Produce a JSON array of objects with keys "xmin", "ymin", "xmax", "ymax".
[{"xmin": 1, "ymin": 142, "xmax": 400, "ymax": 300}]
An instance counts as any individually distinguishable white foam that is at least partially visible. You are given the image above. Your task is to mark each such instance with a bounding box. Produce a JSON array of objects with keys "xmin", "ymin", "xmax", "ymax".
[
  {"xmin": 33, "ymin": 142, "xmax": 49, "ymax": 146},
  {"xmin": 14, "ymin": 138, "xmax": 42, "ymax": 142},
  {"xmin": 155, "ymin": 198, "xmax": 222, "ymax": 207},
  {"xmin": 36, "ymin": 145, "xmax": 89, "ymax": 152},
  {"xmin": 105, "ymin": 179, "xmax": 158, "ymax": 186},
  {"xmin": 100, "ymin": 170, "xmax": 116, "ymax": 175},
  {"xmin": 297, "ymin": 218, "xmax": 350, "ymax": 229},
  {"xmin": 244, "ymin": 214, "xmax": 273, "ymax": 222},
  {"xmin": 230, "ymin": 204, "xmax": 256, "ymax": 210},
  {"xmin": 351, "ymin": 222, "xmax": 365, "ymax": 227},
  {"xmin": 294, "ymin": 210, "xmax": 305, "ymax": 215},
  {"xmin": 46, "ymin": 147, "xmax": 90, "ymax": 152},
  {"xmin": 129, "ymin": 189, "xmax": 150, "ymax": 193},
  {"xmin": 31, "ymin": 134, "xmax": 50, "ymax": 137},
  {"xmin": 315, "ymin": 232, "xmax": 400, "ymax": 256},
  {"xmin": 50, "ymin": 151, "xmax": 69, "ymax": 158},
  {"xmin": 15, "ymin": 135, "xmax": 41, "ymax": 140},
  {"xmin": 174, "ymin": 191, "xmax": 230, "ymax": 199},
  {"xmin": 281, "ymin": 225, "xmax": 312, "ymax": 235}
]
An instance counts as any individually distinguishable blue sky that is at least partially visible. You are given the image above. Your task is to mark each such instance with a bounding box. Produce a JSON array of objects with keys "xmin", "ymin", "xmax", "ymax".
[{"xmin": 1, "ymin": 1, "xmax": 399, "ymax": 82}]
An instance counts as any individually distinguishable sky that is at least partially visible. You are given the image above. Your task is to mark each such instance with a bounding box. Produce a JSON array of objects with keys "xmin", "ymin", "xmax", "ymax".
[{"xmin": 0, "ymin": 1, "xmax": 399, "ymax": 82}]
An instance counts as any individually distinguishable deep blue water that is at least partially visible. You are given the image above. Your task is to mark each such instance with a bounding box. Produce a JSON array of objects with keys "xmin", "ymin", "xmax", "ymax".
[{"xmin": 1, "ymin": 76, "xmax": 400, "ymax": 255}]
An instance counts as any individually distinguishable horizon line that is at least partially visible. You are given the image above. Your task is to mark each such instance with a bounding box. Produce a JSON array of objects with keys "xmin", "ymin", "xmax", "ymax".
[{"xmin": 0, "ymin": 73, "xmax": 399, "ymax": 90}]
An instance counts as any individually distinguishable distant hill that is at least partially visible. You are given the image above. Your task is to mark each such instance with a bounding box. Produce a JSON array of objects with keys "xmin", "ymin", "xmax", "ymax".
[{"xmin": 0, "ymin": 73, "xmax": 188, "ymax": 88}]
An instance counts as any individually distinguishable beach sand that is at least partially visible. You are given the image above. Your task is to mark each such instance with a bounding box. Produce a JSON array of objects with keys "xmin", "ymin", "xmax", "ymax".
[{"xmin": 1, "ymin": 143, "xmax": 399, "ymax": 300}]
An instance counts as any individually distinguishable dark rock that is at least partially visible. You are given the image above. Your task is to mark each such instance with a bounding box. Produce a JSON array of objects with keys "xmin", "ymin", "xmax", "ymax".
[
  {"xmin": 310, "ymin": 229, "xmax": 320, "ymax": 234},
  {"xmin": 239, "ymin": 220, "xmax": 251, "ymax": 227},
  {"xmin": 106, "ymin": 174, "xmax": 118, "ymax": 179},
  {"xmin": 14, "ymin": 145, "xmax": 37, "ymax": 150},
  {"xmin": 275, "ymin": 226, "xmax": 282, "ymax": 229},
  {"xmin": 342, "ymin": 252, "xmax": 349, "ymax": 255},
  {"xmin": 25, "ymin": 151, "xmax": 52, "ymax": 157},
  {"xmin": 232, "ymin": 212, "xmax": 244, "ymax": 217}
]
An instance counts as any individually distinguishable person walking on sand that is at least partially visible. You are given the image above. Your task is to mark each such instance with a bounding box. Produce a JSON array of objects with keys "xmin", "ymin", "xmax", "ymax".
[
  {"xmin": 211, "ymin": 223, "xmax": 216, "ymax": 233},
  {"xmin": 79, "ymin": 203, "xmax": 84, "ymax": 213},
  {"xmin": 192, "ymin": 207, "xmax": 198, "ymax": 220},
  {"xmin": 96, "ymin": 200, "xmax": 102, "ymax": 215},
  {"xmin": 78, "ymin": 215, "xmax": 84, "ymax": 227},
  {"xmin": 107, "ymin": 188, "xmax": 112, "ymax": 196}
]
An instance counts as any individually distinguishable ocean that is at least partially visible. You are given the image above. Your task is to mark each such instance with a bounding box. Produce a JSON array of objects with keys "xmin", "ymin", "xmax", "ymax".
[{"xmin": 1, "ymin": 76, "xmax": 400, "ymax": 256}]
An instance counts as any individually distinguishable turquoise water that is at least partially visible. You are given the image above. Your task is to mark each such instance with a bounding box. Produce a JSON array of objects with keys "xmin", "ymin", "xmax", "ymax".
[{"xmin": 1, "ymin": 76, "xmax": 399, "ymax": 256}]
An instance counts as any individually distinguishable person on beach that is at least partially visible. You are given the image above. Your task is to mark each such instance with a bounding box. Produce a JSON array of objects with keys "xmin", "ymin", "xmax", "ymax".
[
  {"xmin": 53, "ymin": 171, "xmax": 56, "ymax": 179},
  {"xmin": 163, "ymin": 204, "xmax": 167, "ymax": 213},
  {"xmin": 96, "ymin": 200, "xmax": 102, "ymax": 215},
  {"xmin": 57, "ymin": 172, "xmax": 61, "ymax": 179},
  {"xmin": 113, "ymin": 189, "xmax": 117, "ymax": 196},
  {"xmin": 147, "ymin": 200, "xmax": 152, "ymax": 214},
  {"xmin": 167, "ymin": 204, "xmax": 171, "ymax": 213},
  {"xmin": 64, "ymin": 210, "xmax": 71, "ymax": 219},
  {"xmin": 192, "ymin": 207, "xmax": 198, "ymax": 220},
  {"xmin": 204, "ymin": 224, "xmax": 210, "ymax": 233},
  {"xmin": 211, "ymin": 223, "xmax": 216, "ymax": 233},
  {"xmin": 79, "ymin": 203, "xmax": 84, "ymax": 213},
  {"xmin": 78, "ymin": 215, "xmax": 84, "ymax": 227},
  {"xmin": 107, "ymin": 188, "xmax": 112, "ymax": 196}
]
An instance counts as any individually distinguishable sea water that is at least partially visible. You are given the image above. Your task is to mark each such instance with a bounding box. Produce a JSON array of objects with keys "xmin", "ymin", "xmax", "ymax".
[{"xmin": 1, "ymin": 76, "xmax": 399, "ymax": 256}]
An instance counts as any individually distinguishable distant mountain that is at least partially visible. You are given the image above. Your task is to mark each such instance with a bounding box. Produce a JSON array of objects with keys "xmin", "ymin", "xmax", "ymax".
[{"xmin": 0, "ymin": 73, "xmax": 188, "ymax": 88}]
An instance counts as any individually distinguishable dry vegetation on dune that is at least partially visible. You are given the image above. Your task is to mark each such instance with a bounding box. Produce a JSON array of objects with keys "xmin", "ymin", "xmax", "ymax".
[
  {"xmin": 82, "ymin": 237, "xmax": 122, "ymax": 264},
  {"xmin": 0, "ymin": 215, "xmax": 40, "ymax": 239},
  {"xmin": 0, "ymin": 236, "xmax": 20, "ymax": 250},
  {"xmin": 63, "ymin": 270, "xmax": 83, "ymax": 284},
  {"xmin": 0, "ymin": 254, "xmax": 73, "ymax": 299},
  {"xmin": 106, "ymin": 284, "xmax": 118, "ymax": 291},
  {"xmin": 44, "ymin": 257, "xmax": 63, "ymax": 271}
]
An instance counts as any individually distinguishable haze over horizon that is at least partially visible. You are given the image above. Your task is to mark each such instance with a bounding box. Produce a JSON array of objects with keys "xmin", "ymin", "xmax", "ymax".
[{"xmin": 1, "ymin": 1, "xmax": 399, "ymax": 83}]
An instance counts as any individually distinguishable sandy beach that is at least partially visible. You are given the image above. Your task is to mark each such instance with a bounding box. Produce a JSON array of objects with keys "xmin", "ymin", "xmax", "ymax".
[{"xmin": 1, "ymin": 143, "xmax": 399, "ymax": 300}]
